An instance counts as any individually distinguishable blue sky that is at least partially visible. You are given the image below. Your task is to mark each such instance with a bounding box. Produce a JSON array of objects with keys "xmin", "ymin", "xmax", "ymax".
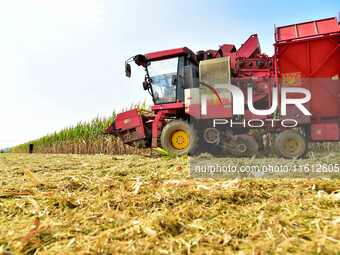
[{"xmin": 0, "ymin": 0, "xmax": 338, "ymax": 149}]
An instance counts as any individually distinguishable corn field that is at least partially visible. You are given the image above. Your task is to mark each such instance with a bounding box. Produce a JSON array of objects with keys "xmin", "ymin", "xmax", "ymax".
[
  {"xmin": 11, "ymin": 101, "xmax": 340, "ymax": 155},
  {"xmin": 12, "ymin": 103, "xmax": 152, "ymax": 155}
]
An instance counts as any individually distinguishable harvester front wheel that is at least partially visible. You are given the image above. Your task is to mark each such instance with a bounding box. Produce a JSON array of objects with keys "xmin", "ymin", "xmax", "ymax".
[
  {"xmin": 160, "ymin": 120, "xmax": 197, "ymax": 156},
  {"xmin": 275, "ymin": 130, "xmax": 307, "ymax": 159}
]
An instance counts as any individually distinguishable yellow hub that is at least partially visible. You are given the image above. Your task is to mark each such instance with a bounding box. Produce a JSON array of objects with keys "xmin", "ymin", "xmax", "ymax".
[
  {"xmin": 171, "ymin": 130, "xmax": 189, "ymax": 150},
  {"xmin": 283, "ymin": 137, "xmax": 302, "ymax": 155}
]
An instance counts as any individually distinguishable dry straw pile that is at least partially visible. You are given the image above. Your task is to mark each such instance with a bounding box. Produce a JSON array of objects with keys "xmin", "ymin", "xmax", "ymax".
[{"xmin": 0, "ymin": 153, "xmax": 339, "ymax": 254}]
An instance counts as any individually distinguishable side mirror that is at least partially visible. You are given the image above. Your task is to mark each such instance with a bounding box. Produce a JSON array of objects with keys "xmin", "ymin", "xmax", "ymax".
[{"xmin": 125, "ymin": 63, "xmax": 131, "ymax": 78}]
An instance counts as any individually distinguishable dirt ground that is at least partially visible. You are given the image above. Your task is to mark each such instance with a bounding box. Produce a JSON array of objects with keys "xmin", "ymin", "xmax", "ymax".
[{"xmin": 0, "ymin": 153, "xmax": 339, "ymax": 254}]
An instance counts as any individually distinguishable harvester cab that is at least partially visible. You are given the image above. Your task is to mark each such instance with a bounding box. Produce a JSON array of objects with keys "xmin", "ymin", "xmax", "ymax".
[{"xmin": 125, "ymin": 48, "xmax": 198, "ymax": 105}]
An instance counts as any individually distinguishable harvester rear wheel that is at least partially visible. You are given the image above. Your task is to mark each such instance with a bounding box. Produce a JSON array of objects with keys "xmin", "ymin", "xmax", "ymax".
[
  {"xmin": 275, "ymin": 130, "xmax": 307, "ymax": 159},
  {"xmin": 160, "ymin": 120, "xmax": 197, "ymax": 156}
]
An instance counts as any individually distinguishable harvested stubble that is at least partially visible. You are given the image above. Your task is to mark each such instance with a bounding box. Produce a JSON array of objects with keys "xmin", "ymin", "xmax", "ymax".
[{"xmin": 0, "ymin": 153, "xmax": 340, "ymax": 254}]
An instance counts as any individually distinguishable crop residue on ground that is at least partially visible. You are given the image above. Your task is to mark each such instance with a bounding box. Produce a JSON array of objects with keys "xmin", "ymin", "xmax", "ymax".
[{"xmin": 0, "ymin": 153, "xmax": 339, "ymax": 254}]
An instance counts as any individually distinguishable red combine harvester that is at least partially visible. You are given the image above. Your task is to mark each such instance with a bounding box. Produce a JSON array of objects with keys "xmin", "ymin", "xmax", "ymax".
[{"xmin": 106, "ymin": 17, "xmax": 340, "ymax": 158}]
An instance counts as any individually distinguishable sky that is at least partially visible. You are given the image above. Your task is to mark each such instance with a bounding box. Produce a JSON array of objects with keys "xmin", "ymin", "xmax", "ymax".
[{"xmin": 0, "ymin": 0, "xmax": 339, "ymax": 149}]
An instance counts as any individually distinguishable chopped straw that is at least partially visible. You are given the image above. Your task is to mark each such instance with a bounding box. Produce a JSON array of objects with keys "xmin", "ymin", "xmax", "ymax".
[{"xmin": 0, "ymin": 152, "xmax": 339, "ymax": 254}]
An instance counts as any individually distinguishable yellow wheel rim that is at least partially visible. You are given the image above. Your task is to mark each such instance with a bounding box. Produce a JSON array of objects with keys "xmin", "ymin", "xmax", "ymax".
[
  {"xmin": 171, "ymin": 130, "xmax": 189, "ymax": 150},
  {"xmin": 283, "ymin": 137, "xmax": 302, "ymax": 155}
]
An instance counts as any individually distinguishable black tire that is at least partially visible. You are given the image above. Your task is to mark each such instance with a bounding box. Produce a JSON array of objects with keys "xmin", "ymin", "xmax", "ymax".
[
  {"xmin": 160, "ymin": 120, "xmax": 198, "ymax": 156},
  {"xmin": 275, "ymin": 130, "xmax": 308, "ymax": 159}
]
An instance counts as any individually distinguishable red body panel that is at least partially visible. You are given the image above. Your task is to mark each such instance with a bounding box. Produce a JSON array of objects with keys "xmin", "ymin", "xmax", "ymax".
[
  {"xmin": 114, "ymin": 109, "xmax": 146, "ymax": 144},
  {"xmin": 151, "ymin": 102, "xmax": 185, "ymax": 111},
  {"xmin": 235, "ymin": 34, "xmax": 261, "ymax": 58},
  {"xmin": 115, "ymin": 109, "xmax": 143, "ymax": 131},
  {"xmin": 311, "ymin": 123, "xmax": 339, "ymax": 141},
  {"xmin": 144, "ymin": 47, "xmax": 198, "ymax": 65},
  {"xmin": 275, "ymin": 17, "xmax": 340, "ymax": 120},
  {"xmin": 145, "ymin": 47, "xmax": 188, "ymax": 60},
  {"xmin": 276, "ymin": 17, "xmax": 340, "ymax": 42}
]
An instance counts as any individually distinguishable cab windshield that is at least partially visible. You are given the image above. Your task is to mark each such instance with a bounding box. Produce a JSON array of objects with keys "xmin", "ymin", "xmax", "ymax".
[{"xmin": 146, "ymin": 57, "xmax": 178, "ymax": 104}]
